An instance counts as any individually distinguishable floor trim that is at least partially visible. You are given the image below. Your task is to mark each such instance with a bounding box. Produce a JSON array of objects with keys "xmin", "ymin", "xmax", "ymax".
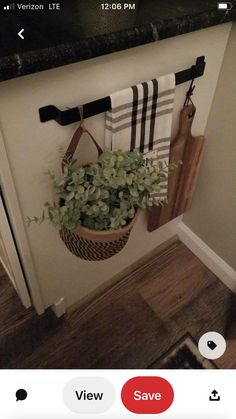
[{"xmin": 178, "ymin": 222, "xmax": 236, "ymax": 293}]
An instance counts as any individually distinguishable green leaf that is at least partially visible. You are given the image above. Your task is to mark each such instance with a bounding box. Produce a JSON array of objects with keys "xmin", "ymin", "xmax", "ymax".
[
  {"xmin": 129, "ymin": 188, "xmax": 139, "ymax": 197},
  {"xmin": 77, "ymin": 185, "xmax": 85, "ymax": 194},
  {"xmin": 66, "ymin": 191, "xmax": 75, "ymax": 201},
  {"xmin": 127, "ymin": 176, "xmax": 133, "ymax": 185}
]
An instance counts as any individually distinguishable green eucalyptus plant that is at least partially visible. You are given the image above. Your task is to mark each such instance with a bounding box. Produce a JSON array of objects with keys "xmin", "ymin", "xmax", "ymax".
[{"xmin": 27, "ymin": 150, "xmax": 179, "ymax": 231}]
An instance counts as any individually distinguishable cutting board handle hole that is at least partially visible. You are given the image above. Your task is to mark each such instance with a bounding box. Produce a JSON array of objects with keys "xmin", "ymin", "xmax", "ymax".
[{"xmin": 188, "ymin": 112, "xmax": 195, "ymax": 119}]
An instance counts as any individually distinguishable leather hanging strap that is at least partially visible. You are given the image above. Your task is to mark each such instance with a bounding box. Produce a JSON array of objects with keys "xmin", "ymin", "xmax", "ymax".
[{"xmin": 62, "ymin": 105, "xmax": 103, "ymax": 171}]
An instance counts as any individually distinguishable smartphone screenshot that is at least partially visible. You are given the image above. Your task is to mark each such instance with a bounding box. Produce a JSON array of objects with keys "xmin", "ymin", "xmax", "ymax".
[{"xmin": 0, "ymin": 0, "xmax": 236, "ymax": 417}]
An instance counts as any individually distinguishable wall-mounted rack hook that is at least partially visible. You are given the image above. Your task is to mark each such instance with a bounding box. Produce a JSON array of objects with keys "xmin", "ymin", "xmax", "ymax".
[
  {"xmin": 39, "ymin": 55, "xmax": 206, "ymax": 126},
  {"xmin": 39, "ymin": 105, "xmax": 81, "ymax": 126},
  {"xmin": 195, "ymin": 55, "xmax": 206, "ymax": 75}
]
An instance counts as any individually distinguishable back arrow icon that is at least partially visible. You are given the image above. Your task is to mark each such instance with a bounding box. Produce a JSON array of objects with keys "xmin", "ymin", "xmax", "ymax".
[{"xmin": 18, "ymin": 29, "xmax": 24, "ymax": 39}]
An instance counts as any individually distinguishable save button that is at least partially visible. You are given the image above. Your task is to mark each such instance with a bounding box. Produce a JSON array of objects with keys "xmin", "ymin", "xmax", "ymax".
[{"xmin": 121, "ymin": 376, "xmax": 174, "ymax": 414}]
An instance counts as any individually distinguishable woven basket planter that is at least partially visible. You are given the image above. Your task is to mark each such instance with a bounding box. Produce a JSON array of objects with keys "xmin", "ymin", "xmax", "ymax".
[
  {"xmin": 60, "ymin": 210, "xmax": 139, "ymax": 261},
  {"xmin": 59, "ymin": 109, "xmax": 141, "ymax": 261}
]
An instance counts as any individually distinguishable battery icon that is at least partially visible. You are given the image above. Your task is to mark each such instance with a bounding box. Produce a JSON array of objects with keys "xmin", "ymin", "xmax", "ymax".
[{"xmin": 217, "ymin": 2, "xmax": 233, "ymax": 9}]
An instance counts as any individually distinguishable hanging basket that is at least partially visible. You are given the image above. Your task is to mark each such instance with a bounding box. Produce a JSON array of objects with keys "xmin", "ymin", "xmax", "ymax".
[
  {"xmin": 59, "ymin": 106, "xmax": 139, "ymax": 261},
  {"xmin": 60, "ymin": 210, "xmax": 139, "ymax": 261}
]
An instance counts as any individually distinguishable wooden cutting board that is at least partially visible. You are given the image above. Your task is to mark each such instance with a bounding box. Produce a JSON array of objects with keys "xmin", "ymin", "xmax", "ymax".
[
  {"xmin": 172, "ymin": 133, "xmax": 205, "ymax": 217},
  {"xmin": 147, "ymin": 104, "xmax": 205, "ymax": 232}
]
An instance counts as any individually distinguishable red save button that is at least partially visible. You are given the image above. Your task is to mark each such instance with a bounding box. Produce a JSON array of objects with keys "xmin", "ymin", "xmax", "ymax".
[{"xmin": 121, "ymin": 376, "xmax": 174, "ymax": 414}]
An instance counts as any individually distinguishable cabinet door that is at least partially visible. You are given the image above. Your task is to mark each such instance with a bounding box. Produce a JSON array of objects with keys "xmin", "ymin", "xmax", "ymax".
[{"xmin": 0, "ymin": 193, "xmax": 31, "ymax": 308}]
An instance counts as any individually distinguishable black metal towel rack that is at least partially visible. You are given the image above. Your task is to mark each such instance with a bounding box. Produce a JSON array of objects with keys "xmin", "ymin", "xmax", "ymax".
[{"xmin": 39, "ymin": 56, "xmax": 206, "ymax": 126}]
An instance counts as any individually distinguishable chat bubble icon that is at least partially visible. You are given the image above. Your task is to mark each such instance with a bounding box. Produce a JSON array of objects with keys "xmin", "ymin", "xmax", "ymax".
[{"xmin": 16, "ymin": 389, "xmax": 28, "ymax": 402}]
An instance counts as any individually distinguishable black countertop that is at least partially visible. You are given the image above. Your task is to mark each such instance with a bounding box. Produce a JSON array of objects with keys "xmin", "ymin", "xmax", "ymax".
[{"xmin": 0, "ymin": 0, "xmax": 235, "ymax": 82}]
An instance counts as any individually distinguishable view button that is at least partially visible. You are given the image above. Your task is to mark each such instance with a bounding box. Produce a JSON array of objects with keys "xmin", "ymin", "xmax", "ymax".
[
  {"xmin": 121, "ymin": 376, "xmax": 174, "ymax": 414},
  {"xmin": 63, "ymin": 377, "xmax": 115, "ymax": 414}
]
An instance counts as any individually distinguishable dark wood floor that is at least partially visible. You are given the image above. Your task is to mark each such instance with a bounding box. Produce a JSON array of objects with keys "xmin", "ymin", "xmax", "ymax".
[{"xmin": 1, "ymin": 240, "xmax": 236, "ymax": 368}]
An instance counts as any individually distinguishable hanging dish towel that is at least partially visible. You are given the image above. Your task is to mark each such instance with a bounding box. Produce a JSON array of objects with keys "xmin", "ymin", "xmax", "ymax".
[{"xmin": 105, "ymin": 74, "xmax": 175, "ymax": 201}]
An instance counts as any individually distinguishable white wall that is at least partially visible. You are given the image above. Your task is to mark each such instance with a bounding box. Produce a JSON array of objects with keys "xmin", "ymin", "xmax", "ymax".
[
  {"xmin": 0, "ymin": 23, "xmax": 232, "ymax": 310},
  {"xmin": 183, "ymin": 23, "xmax": 236, "ymax": 270}
]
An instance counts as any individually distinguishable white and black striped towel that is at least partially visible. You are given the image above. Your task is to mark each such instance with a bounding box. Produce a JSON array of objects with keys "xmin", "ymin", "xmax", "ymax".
[{"xmin": 105, "ymin": 73, "xmax": 175, "ymax": 201}]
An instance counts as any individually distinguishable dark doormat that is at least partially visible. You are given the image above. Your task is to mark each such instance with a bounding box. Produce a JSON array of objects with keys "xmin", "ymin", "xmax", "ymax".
[{"xmin": 149, "ymin": 334, "xmax": 217, "ymax": 369}]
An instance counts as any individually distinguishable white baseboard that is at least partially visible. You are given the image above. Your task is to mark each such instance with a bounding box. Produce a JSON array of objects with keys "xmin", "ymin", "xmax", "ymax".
[
  {"xmin": 177, "ymin": 222, "xmax": 236, "ymax": 293},
  {"xmin": 52, "ymin": 297, "xmax": 66, "ymax": 318}
]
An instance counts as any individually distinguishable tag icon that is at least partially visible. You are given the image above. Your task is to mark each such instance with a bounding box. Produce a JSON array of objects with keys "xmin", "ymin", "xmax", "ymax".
[
  {"xmin": 207, "ymin": 340, "xmax": 217, "ymax": 351},
  {"xmin": 198, "ymin": 332, "xmax": 226, "ymax": 360}
]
